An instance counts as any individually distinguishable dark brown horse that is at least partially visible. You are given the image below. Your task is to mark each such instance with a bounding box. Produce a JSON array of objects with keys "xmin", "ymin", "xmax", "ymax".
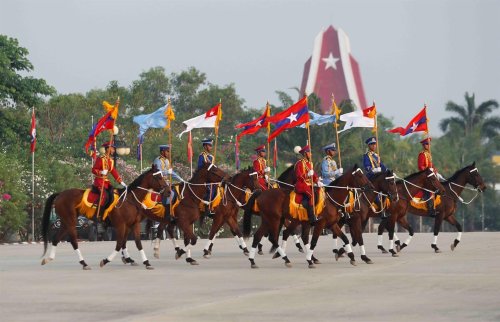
[
  {"xmin": 244, "ymin": 164, "xmax": 371, "ymax": 268},
  {"xmin": 201, "ymin": 167, "xmax": 261, "ymax": 258},
  {"xmin": 41, "ymin": 167, "xmax": 170, "ymax": 270},
  {"xmin": 373, "ymin": 168, "xmax": 446, "ymax": 255},
  {"xmin": 378, "ymin": 163, "xmax": 486, "ymax": 253}
]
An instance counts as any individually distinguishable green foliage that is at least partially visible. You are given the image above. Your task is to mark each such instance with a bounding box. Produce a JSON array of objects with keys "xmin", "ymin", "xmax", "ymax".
[{"xmin": 0, "ymin": 35, "xmax": 55, "ymax": 107}]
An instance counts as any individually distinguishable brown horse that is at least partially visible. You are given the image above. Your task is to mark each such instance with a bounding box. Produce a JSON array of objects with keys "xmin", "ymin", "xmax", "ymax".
[
  {"xmin": 201, "ymin": 167, "xmax": 261, "ymax": 258},
  {"xmin": 244, "ymin": 164, "xmax": 372, "ymax": 268},
  {"xmin": 373, "ymin": 168, "xmax": 446, "ymax": 255},
  {"xmin": 41, "ymin": 167, "xmax": 170, "ymax": 270},
  {"xmin": 378, "ymin": 163, "xmax": 486, "ymax": 253},
  {"xmin": 329, "ymin": 170, "xmax": 399, "ymax": 264},
  {"xmin": 99, "ymin": 168, "xmax": 172, "ymax": 269}
]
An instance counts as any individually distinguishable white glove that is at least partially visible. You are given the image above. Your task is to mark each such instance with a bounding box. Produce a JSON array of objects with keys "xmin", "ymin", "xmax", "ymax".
[
  {"xmin": 373, "ymin": 167, "xmax": 381, "ymax": 173},
  {"xmin": 100, "ymin": 169, "xmax": 108, "ymax": 175},
  {"xmin": 120, "ymin": 181, "xmax": 127, "ymax": 188},
  {"xmin": 338, "ymin": 168, "xmax": 343, "ymax": 174},
  {"xmin": 166, "ymin": 168, "xmax": 173, "ymax": 175},
  {"xmin": 308, "ymin": 169, "xmax": 314, "ymax": 177},
  {"xmin": 317, "ymin": 181, "xmax": 324, "ymax": 188},
  {"xmin": 264, "ymin": 167, "xmax": 271, "ymax": 173},
  {"xmin": 265, "ymin": 175, "xmax": 269, "ymax": 181}
]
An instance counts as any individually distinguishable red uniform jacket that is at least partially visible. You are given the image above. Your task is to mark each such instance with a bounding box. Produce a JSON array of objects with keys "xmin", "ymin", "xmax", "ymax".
[
  {"xmin": 294, "ymin": 158, "xmax": 319, "ymax": 199},
  {"xmin": 92, "ymin": 155, "xmax": 122, "ymax": 189},
  {"xmin": 418, "ymin": 151, "xmax": 437, "ymax": 173},
  {"xmin": 253, "ymin": 157, "xmax": 268, "ymax": 190}
]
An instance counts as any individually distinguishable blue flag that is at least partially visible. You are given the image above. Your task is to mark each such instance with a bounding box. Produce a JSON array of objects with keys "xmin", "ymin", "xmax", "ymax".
[
  {"xmin": 299, "ymin": 111, "xmax": 336, "ymax": 128},
  {"xmin": 132, "ymin": 104, "xmax": 168, "ymax": 138}
]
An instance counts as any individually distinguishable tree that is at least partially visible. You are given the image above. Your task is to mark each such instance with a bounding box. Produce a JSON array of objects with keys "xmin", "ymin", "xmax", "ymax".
[
  {"xmin": 439, "ymin": 92, "xmax": 500, "ymax": 139},
  {"xmin": 0, "ymin": 35, "xmax": 55, "ymax": 107}
]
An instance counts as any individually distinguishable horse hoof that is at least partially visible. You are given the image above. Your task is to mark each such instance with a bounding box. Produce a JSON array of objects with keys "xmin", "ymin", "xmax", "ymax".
[
  {"xmin": 100, "ymin": 260, "xmax": 106, "ymax": 268},
  {"xmin": 396, "ymin": 245, "xmax": 401, "ymax": 253},
  {"xmin": 285, "ymin": 262, "xmax": 292, "ymax": 268},
  {"xmin": 451, "ymin": 244, "xmax": 455, "ymax": 251},
  {"xmin": 154, "ymin": 252, "xmax": 160, "ymax": 259},
  {"xmin": 175, "ymin": 249, "xmax": 186, "ymax": 260},
  {"xmin": 121, "ymin": 257, "xmax": 127, "ymax": 264},
  {"xmin": 258, "ymin": 250, "xmax": 264, "ymax": 255},
  {"xmin": 83, "ymin": 265, "xmax": 92, "ymax": 270},
  {"xmin": 272, "ymin": 252, "xmax": 281, "ymax": 259},
  {"xmin": 130, "ymin": 261, "xmax": 139, "ymax": 266},
  {"xmin": 435, "ymin": 249, "xmax": 442, "ymax": 253},
  {"xmin": 187, "ymin": 258, "xmax": 199, "ymax": 265},
  {"xmin": 146, "ymin": 265, "xmax": 154, "ymax": 270},
  {"xmin": 313, "ymin": 259, "xmax": 321, "ymax": 264},
  {"xmin": 400, "ymin": 243, "xmax": 407, "ymax": 251},
  {"xmin": 361, "ymin": 255, "xmax": 373, "ymax": 264},
  {"xmin": 251, "ymin": 264, "xmax": 259, "ymax": 269},
  {"xmin": 335, "ymin": 253, "xmax": 339, "ymax": 261},
  {"xmin": 243, "ymin": 250, "xmax": 249, "ymax": 257},
  {"xmin": 350, "ymin": 260, "xmax": 357, "ymax": 266},
  {"xmin": 378, "ymin": 246, "xmax": 388, "ymax": 254},
  {"xmin": 41, "ymin": 258, "xmax": 52, "ymax": 265},
  {"xmin": 203, "ymin": 254, "xmax": 211, "ymax": 259},
  {"xmin": 296, "ymin": 243, "xmax": 304, "ymax": 253},
  {"xmin": 308, "ymin": 264, "xmax": 316, "ymax": 269}
]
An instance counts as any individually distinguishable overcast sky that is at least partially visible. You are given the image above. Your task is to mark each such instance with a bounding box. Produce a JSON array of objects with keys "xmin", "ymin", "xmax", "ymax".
[{"xmin": 2, "ymin": 0, "xmax": 499, "ymax": 134}]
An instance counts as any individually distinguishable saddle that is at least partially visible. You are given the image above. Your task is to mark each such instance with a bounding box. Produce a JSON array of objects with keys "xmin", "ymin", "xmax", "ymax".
[
  {"xmin": 77, "ymin": 188, "xmax": 119, "ymax": 221},
  {"xmin": 198, "ymin": 186, "xmax": 223, "ymax": 213},
  {"xmin": 289, "ymin": 189, "xmax": 325, "ymax": 221},
  {"xmin": 411, "ymin": 195, "xmax": 441, "ymax": 210}
]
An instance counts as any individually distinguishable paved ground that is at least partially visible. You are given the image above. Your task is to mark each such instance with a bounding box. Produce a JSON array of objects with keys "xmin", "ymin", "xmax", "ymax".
[{"xmin": 1, "ymin": 232, "xmax": 499, "ymax": 322}]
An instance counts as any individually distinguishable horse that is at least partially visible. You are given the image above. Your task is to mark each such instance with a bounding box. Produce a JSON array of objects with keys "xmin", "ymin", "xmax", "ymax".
[
  {"xmin": 201, "ymin": 167, "xmax": 261, "ymax": 258},
  {"xmin": 378, "ymin": 163, "xmax": 486, "ymax": 253},
  {"xmin": 243, "ymin": 164, "xmax": 371, "ymax": 268},
  {"xmin": 329, "ymin": 170, "xmax": 399, "ymax": 264},
  {"xmin": 172, "ymin": 164, "xmax": 231, "ymax": 264},
  {"xmin": 41, "ymin": 167, "xmax": 169, "ymax": 270},
  {"xmin": 99, "ymin": 168, "xmax": 172, "ymax": 269},
  {"xmin": 373, "ymin": 168, "xmax": 446, "ymax": 255}
]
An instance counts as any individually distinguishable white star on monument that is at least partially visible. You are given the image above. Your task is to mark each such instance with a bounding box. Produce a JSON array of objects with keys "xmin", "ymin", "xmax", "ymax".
[
  {"xmin": 287, "ymin": 113, "xmax": 298, "ymax": 123},
  {"xmin": 322, "ymin": 52, "xmax": 339, "ymax": 70}
]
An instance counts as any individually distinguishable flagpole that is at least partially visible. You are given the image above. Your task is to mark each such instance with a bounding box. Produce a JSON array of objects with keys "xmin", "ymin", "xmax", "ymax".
[
  {"xmin": 373, "ymin": 101, "xmax": 381, "ymax": 158},
  {"xmin": 91, "ymin": 115, "xmax": 95, "ymax": 167},
  {"xmin": 266, "ymin": 102, "xmax": 271, "ymax": 188},
  {"xmin": 31, "ymin": 107, "xmax": 35, "ymax": 241},
  {"xmin": 424, "ymin": 104, "xmax": 432, "ymax": 159},
  {"xmin": 189, "ymin": 131, "xmax": 193, "ymax": 177},
  {"xmin": 213, "ymin": 99, "xmax": 222, "ymax": 164},
  {"xmin": 139, "ymin": 141, "xmax": 143, "ymax": 172},
  {"xmin": 306, "ymin": 120, "xmax": 316, "ymax": 219},
  {"xmin": 166, "ymin": 97, "xmax": 173, "ymax": 218},
  {"xmin": 331, "ymin": 95, "xmax": 342, "ymax": 168}
]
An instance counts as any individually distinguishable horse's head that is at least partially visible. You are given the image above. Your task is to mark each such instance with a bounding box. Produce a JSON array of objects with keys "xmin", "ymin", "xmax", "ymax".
[
  {"xmin": 149, "ymin": 166, "xmax": 172, "ymax": 198},
  {"xmin": 350, "ymin": 164, "xmax": 375, "ymax": 191},
  {"xmin": 465, "ymin": 162, "xmax": 487, "ymax": 192},
  {"xmin": 239, "ymin": 167, "xmax": 261, "ymax": 191},
  {"xmin": 199, "ymin": 163, "xmax": 230, "ymax": 184},
  {"xmin": 277, "ymin": 165, "xmax": 296, "ymax": 185},
  {"xmin": 371, "ymin": 169, "xmax": 398, "ymax": 201},
  {"xmin": 423, "ymin": 168, "xmax": 446, "ymax": 195}
]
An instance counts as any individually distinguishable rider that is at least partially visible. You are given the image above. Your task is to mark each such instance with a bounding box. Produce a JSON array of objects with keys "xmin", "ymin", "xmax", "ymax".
[
  {"xmin": 321, "ymin": 143, "xmax": 343, "ymax": 185},
  {"xmin": 91, "ymin": 141, "xmax": 126, "ymax": 219},
  {"xmin": 198, "ymin": 138, "xmax": 216, "ymax": 217},
  {"xmin": 253, "ymin": 144, "xmax": 270, "ymax": 190},
  {"xmin": 417, "ymin": 137, "xmax": 445, "ymax": 218},
  {"xmin": 153, "ymin": 144, "xmax": 182, "ymax": 221},
  {"xmin": 294, "ymin": 145, "xmax": 323, "ymax": 225},
  {"xmin": 363, "ymin": 137, "xmax": 388, "ymax": 217}
]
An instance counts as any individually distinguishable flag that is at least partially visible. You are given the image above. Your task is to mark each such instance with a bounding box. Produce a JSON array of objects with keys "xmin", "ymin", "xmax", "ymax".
[
  {"xmin": 84, "ymin": 110, "xmax": 116, "ymax": 153},
  {"xmin": 164, "ymin": 99, "xmax": 176, "ymax": 130},
  {"xmin": 102, "ymin": 99, "xmax": 120, "ymax": 120},
  {"xmin": 179, "ymin": 103, "xmax": 222, "ymax": 137},
  {"xmin": 187, "ymin": 131, "xmax": 193, "ymax": 163},
  {"xmin": 388, "ymin": 106, "xmax": 428, "ymax": 136},
  {"xmin": 299, "ymin": 110, "xmax": 336, "ymax": 128},
  {"xmin": 133, "ymin": 104, "xmax": 170, "ymax": 138},
  {"xmin": 235, "ymin": 141, "xmax": 240, "ymax": 170},
  {"xmin": 235, "ymin": 105, "xmax": 269, "ymax": 141},
  {"xmin": 267, "ymin": 97, "xmax": 309, "ymax": 142},
  {"xmin": 30, "ymin": 108, "xmax": 36, "ymax": 153},
  {"xmin": 338, "ymin": 105, "xmax": 376, "ymax": 133},
  {"xmin": 332, "ymin": 100, "xmax": 341, "ymax": 121}
]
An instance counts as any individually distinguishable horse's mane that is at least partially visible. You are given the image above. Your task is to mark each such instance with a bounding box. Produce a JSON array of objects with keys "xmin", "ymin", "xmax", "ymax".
[
  {"xmin": 278, "ymin": 165, "xmax": 295, "ymax": 181},
  {"xmin": 402, "ymin": 169, "xmax": 427, "ymax": 181},
  {"xmin": 443, "ymin": 165, "xmax": 470, "ymax": 183},
  {"xmin": 128, "ymin": 168, "xmax": 154, "ymax": 190},
  {"xmin": 231, "ymin": 166, "xmax": 253, "ymax": 182}
]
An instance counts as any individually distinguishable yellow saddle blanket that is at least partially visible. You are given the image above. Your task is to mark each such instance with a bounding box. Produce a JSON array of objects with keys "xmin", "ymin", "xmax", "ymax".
[
  {"xmin": 410, "ymin": 195, "xmax": 442, "ymax": 210},
  {"xmin": 371, "ymin": 198, "xmax": 391, "ymax": 212},
  {"xmin": 289, "ymin": 189, "xmax": 325, "ymax": 221},
  {"xmin": 77, "ymin": 189, "xmax": 119, "ymax": 221}
]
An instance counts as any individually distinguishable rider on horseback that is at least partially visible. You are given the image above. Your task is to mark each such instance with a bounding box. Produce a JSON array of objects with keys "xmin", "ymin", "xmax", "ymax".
[
  {"xmin": 253, "ymin": 144, "xmax": 270, "ymax": 190},
  {"xmin": 320, "ymin": 142, "xmax": 342, "ymax": 185},
  {"xmin": 418, "ymin": 137, "xmax": 445, "ymax": 218},
  {"xmin": 153, "ymin": 144, "xmax": 182, "ymax": 221},
  {"xmin": 198, "ymin": 138, "xmax": 216, "ymax": 217},
  {"xmin": 294, "ymin": 145, "xmax": 323, "ymax": 225},
  {"xmin": 363, "ymin": 137, "xmax": 388, "ymax": 217},
  {"xmin": 91, "ymin": 141, "xmax": 126, "ymax": 220}
]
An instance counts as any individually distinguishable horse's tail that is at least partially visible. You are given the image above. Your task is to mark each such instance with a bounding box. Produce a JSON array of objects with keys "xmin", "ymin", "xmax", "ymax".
[
  {"xmin": 42, "ymin": 193, "xmax": 59, "ymax": 257},
  {"xmin": 242, "ymin": 190, "xmax": 261, "ymax": 238}
]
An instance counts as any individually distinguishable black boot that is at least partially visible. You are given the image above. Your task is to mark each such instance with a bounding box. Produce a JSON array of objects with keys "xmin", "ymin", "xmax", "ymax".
[
  {"xmin": 305, "ymin": 203, "xmax": 317, "ymax": 226},
  {"xmin": 204, "ymin": 206, "xmax": 214, "ymax": 219},
  {"xmin": 427, "ymin": 199, "xmax": 436, "ymax": 218}
]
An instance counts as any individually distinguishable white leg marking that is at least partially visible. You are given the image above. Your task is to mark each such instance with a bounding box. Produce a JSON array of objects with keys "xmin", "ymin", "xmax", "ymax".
[
  {"xmin": 49, "ymin": 245, "xmax": 57, "ymax": 260},
  {"xmin": 344, "ymin": 244, "xmax": 353, "ymax": 253},
  {"xmin": 107, "ymin": 250, "xmax": 119, "ymax": 262},
  {"xmin": 432, "ymin": 235, "xmax": 438, "ymax": 244},
  {"xmin": 240, "ymin": 237, "xmax": 247, "ymax": 249},
  {"xmin": 75, "ymin": 249, "xmax": 84, "ymax": 261},
  {"xmin": 305, "ymin": 244, "xmax": 313, "ymax": 261},
  {"xmin": 377, "ymin": 235, "xmax": 383, "ymax": 246},
  {"xmin": 139, "ymin": 249, "xmax": 148, "ymax": 262},
  {"xmin": 122, "ymin": 248, "xmax": 130, "ymax": 258},
  {"xmin": 249, "ymin": 247, "xmax": 256, "ymax": 259},
  {"xmin": 360, "ymin": 245, "xmax": 366, "ymax": 256},
  {"xmin": 457, "ymin": 232, "xmax": 462, "ymax": 241}
]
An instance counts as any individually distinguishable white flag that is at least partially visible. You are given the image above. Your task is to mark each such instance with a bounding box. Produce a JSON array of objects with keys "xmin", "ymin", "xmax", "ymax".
[
  {"xmin": 179, "ymin": 103, "xmax": 221, "ymax": 137},
  {"xmin": 338, "ymin": 111, "xmax": 374, "ymax": 133}
]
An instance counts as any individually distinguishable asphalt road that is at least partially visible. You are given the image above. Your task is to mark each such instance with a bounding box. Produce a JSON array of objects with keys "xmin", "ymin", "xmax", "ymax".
[{"xmin": 1, "ymin": 232, "xmax": 499, "ymax": 322}]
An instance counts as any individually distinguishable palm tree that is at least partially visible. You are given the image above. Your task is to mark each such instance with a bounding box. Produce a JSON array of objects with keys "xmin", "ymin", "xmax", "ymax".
[{"xmin": 439, "ymin": 92, "xmax": 500, "ymax": 139}]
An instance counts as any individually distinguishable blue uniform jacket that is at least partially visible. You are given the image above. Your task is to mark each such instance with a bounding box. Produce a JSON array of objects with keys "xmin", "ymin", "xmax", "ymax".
[{"xmin": 363, "ymin": 151, "xmax": 387, "ymax": 179}]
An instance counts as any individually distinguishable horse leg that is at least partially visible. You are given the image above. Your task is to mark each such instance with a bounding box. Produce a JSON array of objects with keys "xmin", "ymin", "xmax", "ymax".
[
  {"xmin": 301, "ymin": 223, "xmax": 319, "ymax": 265},
  {"xmin": 66, "ymin": 224, "xmax": 90, "ymax": 270},
  {"xmin": 166, "ymin": 223, "xmax": 181, "ymax": 255},
  {"xmin": 396, "ymin": 216, "xmax": 414, "ymax": 252},
  {"xmin": 101, "ymin": 223, "xmax": 126, "ymax": 268},
  {"xmin": 41, "ymin": 226, "xmax": 66, "ymax": 266},
  {"xmin": 353, "ymin": 216, "xmax": 372, "ymax": 264},
  {"xmin": 275, "ymin": 221, "xmax": 296, "ymax": 259},
  {"xmin": 269, "ymin": 218, "xmax": 291, "ymax": 268},
  {"xmin": 377, "ymin": 218, "xmax": 389, "ymax": 253},
  {"xmin": 431, "ymin": 215, "xmax": 444, "ymax": 253},
  {"xmin": 226, "ymin": 214, "xmax": 249, "ymax": 256},
  {"xmin": 120, "ymin": 239, "xmax": 138, "ymax": 266},
  {"xmin": 153, "ymin": 222, "xmax": 166, "ymax": 259},
  {"xmin": 203, "ymin": 210, "xmax": 225, "ymax": 258},
  {"xmin": 446, "ymin": 215, "xmax": 463, "ymax": 251},
  {"xmin": 386, "ymin": 216, "xmax": 399, "ymax": 257},
  {"xmin": 177, "ymin": 220, "xmax": 199, "ymax": 266},
  {"xmin": 332, "ymin": 223, "xmax": 356, "ymax": 266},
  {"xmin": 249, "ymin": 225, "xmax": 266, "ymax": 269}
]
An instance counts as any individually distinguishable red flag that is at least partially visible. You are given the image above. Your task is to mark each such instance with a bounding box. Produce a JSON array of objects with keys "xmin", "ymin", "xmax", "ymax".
[
  {"xmin": 235, "ymin": 105, "xmax": 269, "ymax": 141},
  {"xmin": 388, "ymin": 106, "xmax": 428, "ymax": 136},
  {"xmin": 267, "ymin": 97, "xmax": 309, "ymax": 142},
  {"xmin": 30, "ymin": 109, "xmax": 36, "ymax": 153},
  {"xmin": 84, "ymin": 110, "xmax": 115, "ymax": 153},
  {"xmin": 362, "ymin": 105, "xmax": 376, "ymax": 118},
  {"xmin": 187, "ymin": 131, "xmax": 193, "ymax": 163}
]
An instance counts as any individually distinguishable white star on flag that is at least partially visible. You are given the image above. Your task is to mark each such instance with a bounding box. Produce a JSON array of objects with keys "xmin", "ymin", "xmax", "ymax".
[
  {"xmin": 322, "ymin": 52, "xmax": 339, "ymax": 70},
  {"xmin": 255, "ymin": 120, "xmax": 263, "ymax": 127},
  {"xmin": 410, "ymin": 122, "xmax": 418, "ymax": 131},
  {"xmin": 287, "ymin": 113, "xmax": 298, "ymax": 123}
]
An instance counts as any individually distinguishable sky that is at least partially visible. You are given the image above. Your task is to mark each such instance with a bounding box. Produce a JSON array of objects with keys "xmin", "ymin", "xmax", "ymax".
[{"xmin": 1, "ymin": 0, "xmax": 499, "ymax": 135}]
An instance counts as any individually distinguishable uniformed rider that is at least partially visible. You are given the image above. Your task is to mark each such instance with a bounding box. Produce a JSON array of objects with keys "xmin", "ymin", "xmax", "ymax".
[{"xmin": 321, "ymin": 143, "xmax": 343, "ymax": 185}]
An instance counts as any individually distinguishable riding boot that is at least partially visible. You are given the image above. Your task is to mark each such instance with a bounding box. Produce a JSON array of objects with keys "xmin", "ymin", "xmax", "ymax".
[
  {"xmin": 204, "ymin": 206, "xmax": 214, "ymax": 219},
  {"xmin": 162, "ymin": 197, "xmax": 174, "ymax": 222},
  {"xmin": 303, "ymin": 202, "xmax": 317, "ymax": 226},
  {"xmin": 427, "ymin": 198, "xmax": 436, "ymax": 218}
]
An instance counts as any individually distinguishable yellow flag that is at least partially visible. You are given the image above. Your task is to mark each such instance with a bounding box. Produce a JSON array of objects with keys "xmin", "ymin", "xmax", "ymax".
[
  {"xmin": 164, "ymin": 99, "xmax": 175, "ymax": 130},
  {"xmin": 215, "ymin": 103, "xmax": 222, "ymax": 129},
  {"xmin": 103, "ymin": 98, "xmax": 120, "ymax": 120}
]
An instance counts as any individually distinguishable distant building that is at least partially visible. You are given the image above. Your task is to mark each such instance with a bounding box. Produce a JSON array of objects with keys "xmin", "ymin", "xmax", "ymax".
[{"xmin": 300, "ymin": 25, "xmax": 367, "ymax": 113}]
